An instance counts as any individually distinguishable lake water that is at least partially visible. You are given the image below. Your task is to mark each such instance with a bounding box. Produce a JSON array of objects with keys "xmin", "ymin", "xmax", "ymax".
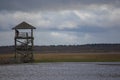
[{"xmin": 0, "ymin": 62, "xmax": 120, "ymax": 80}]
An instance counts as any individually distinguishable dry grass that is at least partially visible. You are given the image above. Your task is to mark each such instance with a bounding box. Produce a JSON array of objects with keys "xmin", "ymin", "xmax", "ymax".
[
  {"xmin": 0, "ymin": 53, "xmax": 120, "ymax": 64},
  {"xmin": 0, "ymin": 54, "xmax": 14, "ymax": 64},
  {"xmin": 34, "ymin": 53, "xmax": 120, "ymax": 62}
]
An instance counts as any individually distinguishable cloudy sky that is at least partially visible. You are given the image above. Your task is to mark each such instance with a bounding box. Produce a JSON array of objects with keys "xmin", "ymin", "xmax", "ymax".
[{"xmin": 0, "ymin": 0, "xmax": 120, "ymax": 46}]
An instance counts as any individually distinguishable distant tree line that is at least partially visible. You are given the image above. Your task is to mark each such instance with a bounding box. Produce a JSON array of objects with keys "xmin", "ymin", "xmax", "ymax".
[
  {"xmin": 35, "ymin": 44, "xmax": 120, "ymax": 53},
  {"xmin": 0, "ymin": 44, "xmax": 120, "ymax": 54}
]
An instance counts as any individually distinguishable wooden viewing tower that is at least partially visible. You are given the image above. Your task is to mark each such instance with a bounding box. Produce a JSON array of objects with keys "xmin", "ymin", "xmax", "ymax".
[{"xmin": 12, "ymin": 21, "xmax": 36, "ymax": 62}]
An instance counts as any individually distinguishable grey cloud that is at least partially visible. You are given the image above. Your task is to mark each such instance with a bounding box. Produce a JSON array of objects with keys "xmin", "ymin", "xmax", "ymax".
[
  {"xmin": 0, "ymin": 9, "xmax": 120, "ymax": 32},
  {"xmin": 0, "ymin": 0, "xmax": 119, "ymax": 12},
  {"xmin": 0, "ymin": 31, "xmax": 14, "ymax": 46},
  {"xmin": 0, "ymin": 0, "xmax": 120, "ymax": 45}
]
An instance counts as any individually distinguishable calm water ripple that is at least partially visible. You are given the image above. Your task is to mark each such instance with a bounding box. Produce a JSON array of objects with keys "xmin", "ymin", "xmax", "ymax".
[{"xmin": 0, "ymin": 62, "xmax": 120, "ymax": 80}]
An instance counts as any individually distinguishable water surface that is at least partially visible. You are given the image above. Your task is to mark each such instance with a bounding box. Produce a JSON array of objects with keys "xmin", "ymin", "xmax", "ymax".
[{"xmin": 0, "ymin": 62, "xmax": 120, "ymax": 80}]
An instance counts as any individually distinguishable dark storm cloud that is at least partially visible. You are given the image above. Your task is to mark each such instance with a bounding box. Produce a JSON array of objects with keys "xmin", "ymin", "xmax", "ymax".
[{"xmin": 0, "ymin": 0, "xmax": 119, "ymax": 11}]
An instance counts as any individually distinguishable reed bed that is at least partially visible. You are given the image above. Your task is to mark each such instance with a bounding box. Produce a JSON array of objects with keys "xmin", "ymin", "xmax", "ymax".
[
  {"xmin": 34, "ymin": 53, "xmax": 120, "ymax": 62},
  {"xmin": 0, "ymin": 53, "xmax": 120, "ymax": 64}
]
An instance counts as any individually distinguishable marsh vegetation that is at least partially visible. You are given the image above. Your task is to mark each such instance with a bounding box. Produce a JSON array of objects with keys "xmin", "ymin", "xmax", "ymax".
[{"xmin": 0, "ymin": 53, "xmax": 120, "ymax": 64}]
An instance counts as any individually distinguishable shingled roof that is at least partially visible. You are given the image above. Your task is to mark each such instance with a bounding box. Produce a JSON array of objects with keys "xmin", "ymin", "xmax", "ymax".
[{"xmin": 12, "ymin": 21, "xmax": 36, "ymax": 29}]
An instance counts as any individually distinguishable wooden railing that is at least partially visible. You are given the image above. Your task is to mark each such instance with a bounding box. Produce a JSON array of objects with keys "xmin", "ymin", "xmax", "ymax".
[{"xmin": 16, "ymin": 32, "xmax": 31, "ymax": 38}]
